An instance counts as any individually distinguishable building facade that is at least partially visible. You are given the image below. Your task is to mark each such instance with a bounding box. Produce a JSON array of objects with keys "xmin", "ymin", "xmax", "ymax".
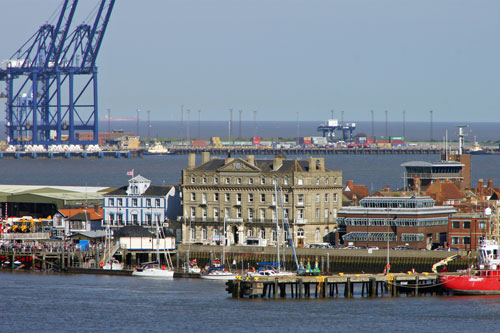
[
  {"xmin": 177, "ymin": 153, "xmax": 342, "ymax": 247},
  {"xmin": 102, "ymin": 175, "xmax": 181, "ymax": 231},
  {"xmin": 337, "ymin": 196, "xmax": 456, "ymax": 249},
  {"xmin": 448, "ymin": 212, "xmax": 492, "ymax": 251}
]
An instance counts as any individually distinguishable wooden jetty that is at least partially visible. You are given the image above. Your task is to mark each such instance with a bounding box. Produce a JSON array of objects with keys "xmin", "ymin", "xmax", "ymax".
[{"xmin": 226, "ymin": 273, "xmax": 448, "ymax": 299}]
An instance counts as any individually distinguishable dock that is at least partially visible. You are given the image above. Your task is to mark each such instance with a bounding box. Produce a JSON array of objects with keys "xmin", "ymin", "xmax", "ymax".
[
  {"xmin": 226, "ymin": 273, "xmax": 447, "ymax": 299},
  {"xmin": 0, "ymin": 150, "xmax": 143, "ymax": 159}
]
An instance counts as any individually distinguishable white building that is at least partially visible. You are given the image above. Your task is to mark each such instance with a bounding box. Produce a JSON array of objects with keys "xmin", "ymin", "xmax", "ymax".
[{"xmin": 102, "ymin": 175, "xmax": 181, "ymax": 231}]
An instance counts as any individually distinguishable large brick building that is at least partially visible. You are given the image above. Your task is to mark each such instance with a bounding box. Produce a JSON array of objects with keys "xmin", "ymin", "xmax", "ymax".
[{"xmin": 177, "ymin": 153, "xmax": 343, "ymax": 247}]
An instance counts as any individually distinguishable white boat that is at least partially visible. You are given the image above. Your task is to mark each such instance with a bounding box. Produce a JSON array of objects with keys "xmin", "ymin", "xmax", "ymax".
[
  {"xmin": 201, "ymin": 268, "xmax": 237, "ymax": 280},
  {"xmin": 146, "ymin": 142, "xmax": 170, "ymax": 155},
  {"xmin": 132, "ymin": 261, "xmax": 174, "ymax": 278},
  {"xmin": 182, "ymin": 259, "xmax": 201, "ymax": 275},
  {"xmin": 132, "ymin": 221, "xmax": 175, "ymax": 278},
  {"xmin": 102, "ymin": 258, "xmax": 124, "ymax": 270}
]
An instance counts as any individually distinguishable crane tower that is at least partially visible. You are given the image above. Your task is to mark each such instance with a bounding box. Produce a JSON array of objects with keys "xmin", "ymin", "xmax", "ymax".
[{"xmin": 0, "ymin": 0, "xmax": 115, "ymax": 146}]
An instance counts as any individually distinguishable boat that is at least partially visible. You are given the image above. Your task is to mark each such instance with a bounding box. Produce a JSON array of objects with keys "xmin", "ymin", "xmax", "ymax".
[
  {"xmin": 182, "ymin": 259, "xmax": 201, "ymax": 275},
  {"xmin": 102, "ymin": 258, "xmax": 124, "ymax": 270},
  {"xmin": 145, "ymin": 141, "xmax": 171, "ymax": 155},
  {"xmin": 132, "ymin": 221, "xmax": 175, "ymax": 278},
  {"xmin": 248, "ymin": 262, "xmax": 295, "ymax": 277},
  {"xmin": 201, "ymin": 219, "xmax": 237, "ymax": 280},
  {"xmin": 438, "ymin": 239, "xmax": 500, "ymax": 295}
]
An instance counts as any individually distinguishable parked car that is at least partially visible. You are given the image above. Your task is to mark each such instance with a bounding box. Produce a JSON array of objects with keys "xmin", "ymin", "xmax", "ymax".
[
  {"xmin": 368, "ymin": 246, "xmax": 379, "ymax": 251},
  {"xmin": 343, "ymin": 245, "xmax": 358, "ymax": 250},
  {"xmin": 394, "ymin": 245, "xmax": 410, "ymax": 250}
]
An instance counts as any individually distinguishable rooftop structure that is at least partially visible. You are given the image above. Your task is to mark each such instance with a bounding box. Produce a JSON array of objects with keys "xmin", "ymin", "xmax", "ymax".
[{"xmin": 401, "ymin": 160, "xmax": 465, "ymax": 192}]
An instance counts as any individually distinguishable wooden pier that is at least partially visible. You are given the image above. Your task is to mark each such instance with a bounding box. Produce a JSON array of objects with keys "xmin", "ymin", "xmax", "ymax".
[{"xmin": 226, "ymin": 273, "xmax": 447, "ymax": 299}]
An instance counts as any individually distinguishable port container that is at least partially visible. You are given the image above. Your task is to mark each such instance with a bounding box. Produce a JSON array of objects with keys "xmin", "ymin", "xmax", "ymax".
[
  {"xmin": 252, "ymin": 137, "xmax": 261, "ymax": 145},
  {"xmin": 375, "ymin": 139, "xmax": 390, "ymax": 143},
  {"xmin": 390, "ymin": 136, "xmax": 405, "ymax": 141},
  {"xmin": 366, "ymin": 137, "xmax": 375, "ymax": 143}
]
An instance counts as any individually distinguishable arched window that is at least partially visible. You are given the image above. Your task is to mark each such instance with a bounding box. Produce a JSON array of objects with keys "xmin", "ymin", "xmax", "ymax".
[{"xmin": 297, "ymin": 228, "xmax": 305, "ymax": 237}]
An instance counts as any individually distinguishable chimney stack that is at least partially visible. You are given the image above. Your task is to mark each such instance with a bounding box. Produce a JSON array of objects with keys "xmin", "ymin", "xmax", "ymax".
[
  {"xmin": 273, "ymin": 156, "xmax": 283, "ymax": 171},
  {"xmin": 201, "ymin": 151, "xmax": 210, "ymax": 164},
  {"xmin": 247, "ymin": 155, "xmax": 255, "ymax": 166},
  {"xmin": 188, "ymin": 153, "xmax": 196, "ymax": 169}
]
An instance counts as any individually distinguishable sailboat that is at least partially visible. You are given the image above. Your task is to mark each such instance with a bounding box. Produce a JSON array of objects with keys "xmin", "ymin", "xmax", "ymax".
[
  {"xmin": 248, "ymin": 183, "xmax": 296, "ymax": 277},
  {"xmin": 132, "ymin": 220, "xmax": 175, "ymax": 278},
  {"xmin": 201, "ymin": 217, "xmax": 236, "ymax": 280}
]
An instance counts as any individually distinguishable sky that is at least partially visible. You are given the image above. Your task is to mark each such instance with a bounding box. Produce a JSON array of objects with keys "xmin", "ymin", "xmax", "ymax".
[{"xmin": 1, "ymin": 0, "xmax": 500, "ymax": 122}]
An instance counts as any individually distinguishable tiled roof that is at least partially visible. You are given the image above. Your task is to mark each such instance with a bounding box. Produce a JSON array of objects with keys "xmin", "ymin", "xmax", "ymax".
[
  {"xmin": 59, "ymin": 208, "xmax": 103, "ymax": 220},
  {"xmin": 343, "ymin": 181, "xmax": 370, "ymax": 201},
  {"xmin": 426, "ymin": 181, "xmax": 465, "ymax": 204}
]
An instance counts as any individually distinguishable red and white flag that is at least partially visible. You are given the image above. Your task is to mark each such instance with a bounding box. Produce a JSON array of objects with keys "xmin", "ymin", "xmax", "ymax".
[{"xmin": 126, "ymin": 169, "xmax": 134, "ymax": 176}]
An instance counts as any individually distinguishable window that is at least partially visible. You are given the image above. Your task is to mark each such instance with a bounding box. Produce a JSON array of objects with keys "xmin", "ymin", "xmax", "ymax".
[
  {"xmin": 146, "ymin": 199, "xmax": 151, "ymax": 207},
  {"xmin": 284, "ymin": 194, "xmax": 289, "ymax": 203},
  {"xmin": 452, "ymin": 221, "xmax": 460, "ymax": 229},
  {"xmin": 191, "ymin": 193, "xmax": 196, "ymax": 201},
  {"xmin": 272, "ymin": 209, "xmax": 276, "ymax": 221},
  {"xmin": 261, "ymin": 194, "xmax": 266, "ymax": 202},
  {"xmin": 202, "ymin": 177, "xmax": 207, "ymax": 184},
  {"xmin": 214, "ymin": 177, "xmax": 219, "ymax": 184},
  {"xmin": 236, "ymin": 207, "xmax": 242, "ymax": 218},
  {"xmin": 225, "ymin": 193, "xmax": 230, "ymax": 202},
  {"xmin": 464, "ymin": 236, "xmax": 471, "ymax": 245},
  {"xmin": 202, "ymin": 207, "xmax": 207, "ymax": 220},
  {"xmin": 202, "ymin": 227, "xmax": 207, "ymax": 240},
  {"xmin": 190, "ymin": 207, "xmax": 196, "ymax": 219},
  {"xmin": 118, "ymin": 199, "xmax": 123, "ymax": 207},
  {"xmin": 214, "ymin": 208, "xmax": 219, "ymax": 220},
  {"xmin": 333, "ymin": 178, "xmax": 337, "ymax": 185},
  {"xmin": 155, "ymin": 199, "xmax": 161, "ymax": 207},
  {"xmin": 297, "ymin": 178, "xmax": 303, "ymax": 185},
  {"xmin": 237, "ymin": 177, "xmax": 242, "ymax": 184},
  {"xmin": 260, "ymin": 208, "xmax": 266, "ymax": 220},
  {"xmin": 324, "ymin": 208, "xmax": 329, "ymax": 219},
  {"xmin": 272, "ymin": 230, "xmax": 277, "ymax": 241},
  {"xmin": 117, "ymin": 214, "xmax": 123, "ymax": 225},
  {"xmin": 333, "ymin": 193, "xmax": 338, "ymax": 202},
  {"xmin": 316, "ymin": 178, "xmax": 320, "ymax": 185},
  {"xmin": 261, "ymin": 228, "xmax": 266, "ymax": 239},
  {"xmin": 145, "ymin": 214, "xmax": 152, "ymax": 226},
  {"xmin": 191, "ymin": 177, "xmax": 195, "ymax": 184},
  {"xmin": 297, "ymin": 209, "xmax": 304, "ymax": 219},
  {"xmin": 237, "ymin": 193, "xmax": 242, "ymax": 203},
  {"xmin": 225, "ymin": 177, "xmax": 230, "ymax": 184},
  {"xmin": 298, "ymin": 194, "xmax": 304, "ymax": 204},
  {"xmin": 214, "ymin": 193, "xmax": 219, "ymax": 201},
  {"xmin": 315, "ymin": 208, "xmax": 320, "ymax": 219},
  {"xmin": 325, "ymin": 194, "xmax": 329, "ymax": 202},
  {"xmin": 324, "ymin": 227, "xmax": 329, "ymax": 236},
  {"xmin": 284, "ymin": 209, "xmax": 289, "ymax": 219},
  {"xmin": 225, "ymin": 208, "xmax": 230, "ymax": 218},
  {"xmin": 284, "ymin": 178, "xmax": 288, "ymax": 185},
  {"xmin": 325, "ymin": 178, "xmax": 329, "ymax": 185},
  {"xmin": 132, "ymin": 198, "xmax": 138, "ymax": 207},
  {"xmin": 248, "ymin": 208, "xmax": 254, "ymax": 221},
  {"xmin": 272, "ymin": 193, "xmax": 276, "ymax": 205},
  {"xmin": 316, "ymin": 194, "xmax": 320, "ymax": 203},
  {"xmin": 202, "ymin": 193, "xmax": 207, "ymax": 204},
  {"xmin": 248, "ymin": 193, "xmax": 254, "ymax": 202},
  {"xmin": 191, "ymin": 227, "xmax": 196, "ymax": 241},
  {"xmin": 249, "ymin": 178, "xmax": 254, "ymax": 185},
  {"xmin": 109, "ymin": 213, "xmax": 115, "ymax": 225},
  {"xmin": 261, "ymin": 178, "xmax": 265, "ymax": 185},
  {"xmin": 479, "ymin": 221, "xmax": 486, "ymax": 230},
  {"xmin": 248, "ymin": 229, "xmax": 254, "ymax": 237},
  {"xmin": 451, "ymin": 237, "xmax": 460, "ymax": 245},
  {"xmin": 109, "ymin": 198, "xmax": 114, "ymax": 206},
  {"xmin": 132, "ymin": 214, "xmax": 138, "ymax": 225},
  {"xmin": 315, "ymin": 228, "xmax": 320, "ymax": 242},
  {"xmin": 155, "ymin": 214, "xmax": 161, "ymax": 224},
  {"xmin": 297, "ymin": 228, "xmax": 305, "ymax": 237},
  {"xmin": 463, "ymin": 221, "xmax": 471, "ymax": 229}
]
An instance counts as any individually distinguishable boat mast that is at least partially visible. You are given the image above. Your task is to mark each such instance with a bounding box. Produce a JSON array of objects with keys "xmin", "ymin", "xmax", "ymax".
[
  {"xmin": 278, "ymin": 186, "xmax": 299, "ymax": 271},
  {"xmin": 222, "ymin": 217, "xmax": 226, "ymax": 268},
  {"xmin": 274, "ymin": 182, "xmax": 280, "ymax": 272}
]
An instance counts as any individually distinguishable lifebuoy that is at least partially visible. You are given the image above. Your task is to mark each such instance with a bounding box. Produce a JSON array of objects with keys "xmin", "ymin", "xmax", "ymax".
[
  {"xmin": 99, "ymin": 262, "xmax": 104, "ymax": 268},
  {"xmin": 386, "ymin": 264, "xmax": 391, "ymax": 269}
]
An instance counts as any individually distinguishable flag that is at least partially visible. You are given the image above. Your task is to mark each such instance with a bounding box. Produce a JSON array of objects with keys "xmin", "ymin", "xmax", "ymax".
[{"xmin": 127, "ymin": 169, "xmax": 134, "ymax": 176}]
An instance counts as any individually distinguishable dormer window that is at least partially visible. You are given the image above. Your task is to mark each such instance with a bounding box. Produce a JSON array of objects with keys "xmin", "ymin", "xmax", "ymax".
[
  {"xmin": 191, "ymin": 177, "xmax": 195, "ymax": 184},
  {"xmin": 225, "ymin": 177, "xmax": 230, "ymax": 184},
  {"xmin": 214, "ymin": 177, "xmax": 219, "ymax": 184},
  {"xmin": 261, "ymin": 178, "xmax": 265, "ymax": 185},
  {"xmin": 202, "ymin": 177, "xmax": 207, "ymax": 184}
]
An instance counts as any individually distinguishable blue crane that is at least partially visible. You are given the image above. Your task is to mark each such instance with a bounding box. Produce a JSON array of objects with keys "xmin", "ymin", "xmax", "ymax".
[{"xmin": 0, "ymin": 0, "xmax": 115, "ymax": 146}]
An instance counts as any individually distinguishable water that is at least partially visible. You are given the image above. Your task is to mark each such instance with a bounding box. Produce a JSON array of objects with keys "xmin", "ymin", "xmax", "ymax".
[
  {"xmin": 1, "ymin": 154, "xmax": 500, "ymax": 191},
  {"xmin": 1, "ymin": 271, "xmax": 498, "ymax": 332}
]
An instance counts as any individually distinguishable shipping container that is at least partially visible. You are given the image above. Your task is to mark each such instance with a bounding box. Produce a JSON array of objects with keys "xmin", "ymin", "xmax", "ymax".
[
  {"xmin": 375, "ymin": 139, "xmax": 390, "ymax": 143},
  {"xmin": 366, "ymin": 136, "xmax": 375, "ymax": 144},
  {"xmin": 376, "ymin": 142, "xmax": 391, "ymax": 148},
  {"xmin": 390, "ymin": 136, "xmax": 405, "ymax": 141},
  {"xmin": 191, "ymin": 140, "xmax": 208, "ymax": 148},
  {"xmin": 252, "ymin": 137, "xmax": 261, "ymax": 145}
]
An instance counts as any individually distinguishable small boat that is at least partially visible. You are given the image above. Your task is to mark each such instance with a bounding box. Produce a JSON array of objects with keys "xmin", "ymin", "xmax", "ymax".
[
  {"xmin": 102, "ymin": 258, "xmax": 124, "ymax": 270},
  {"xmin": 146, "ymin": 141, "xmax": 170, "ymax": 155},
  {"xmin": 438, "ymin": 239, "xmax": 500, "ymax": 295},
  {"xmin": 200, "ymin": 259, "xmax": 236, "ymax": 280},
  {"xmin": 247, "ymin": 262, "xmax": 295, "ymax": 277},
  {"xmin": 182, "ymin": 259, "xmax": 201, "ymax": 275},
  {"xmin": 132, "ymin": 261, "xmax": 174, "ymax": 278}
]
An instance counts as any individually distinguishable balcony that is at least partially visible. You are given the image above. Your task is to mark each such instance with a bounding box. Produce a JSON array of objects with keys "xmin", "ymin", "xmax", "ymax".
[
  {"xmin": 294, "ymin": 218, "xmax": 307, "ymax": 225},
  {"xmin": 296, "ymin": 202, "xmax": 304, "ymax": 207}
]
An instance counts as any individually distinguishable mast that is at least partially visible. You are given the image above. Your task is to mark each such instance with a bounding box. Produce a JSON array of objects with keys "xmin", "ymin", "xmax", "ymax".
[
  {"xmin": 278, "ymin": 185, "xmax": 299, "ymax": 271},
  {"xmin": 274, "ymin": 182, "xmax": 280, "ymax": 272},
  {"xmin": 222, "ymin": 217, "xmax": 226, "ymax": 268}
]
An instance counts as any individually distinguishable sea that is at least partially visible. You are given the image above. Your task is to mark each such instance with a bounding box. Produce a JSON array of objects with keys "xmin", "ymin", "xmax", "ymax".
[{"xmin": 1, "ymin": 271, "xmax": 499, "ymax": 332}]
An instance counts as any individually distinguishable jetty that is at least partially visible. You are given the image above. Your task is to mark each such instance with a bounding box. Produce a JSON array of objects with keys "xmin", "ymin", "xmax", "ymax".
[{"xmin": 226, "ymin": 273, "xmax": 447, "ymax": 299}]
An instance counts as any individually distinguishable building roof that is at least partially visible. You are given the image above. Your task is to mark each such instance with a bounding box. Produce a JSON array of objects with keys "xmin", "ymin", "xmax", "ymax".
[
  {"xmin": 426, "ymin": 181, "xmax": 465, "ymax": 204},
  {"xmin": 106, "ymin": 185, "xmax": 173, "ymax": 196},
  {"xmin": 192, "ymin": 157, "xmax": 328, "ymax": 173},
  {"xmin": 114, "ymin": 226, "xmax": 153, "ymax": 238},
  {"xmin": 401, "ymin": 161, "xmax": 464, "ymax": 167},
  {"xmin": 129, "ymin": 174, "xmax": 151, "ymax": 183},
  {"xmin": 343, "ymin": 180, "xmax": 370, "ymax": 201},
  {"xmin": 59, "ymin": 208, "xmax": 103, "ymax": 220},
  {"xmin": 70, "ymin": 230, "xmax": 107, "ymax": 239}
]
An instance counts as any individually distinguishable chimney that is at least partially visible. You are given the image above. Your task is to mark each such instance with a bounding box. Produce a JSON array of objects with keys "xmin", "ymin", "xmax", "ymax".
[
  {"xmin": 188, "ymin": 153, "xmax": 196, "ymax": 169},
  {"xmin": 273, "ymin": 156, "xmax": 283, "ymax": 171},
  {"xmin": 247, "ymin": 155, "xmax": 255, "ymax": 166},
  {"xmin": 346, "ymin": 180, "xmax": 354, "ymax": 189},
  {"xmin": 201, "ymin": 151, "xmax": 210, "ymax": 164},
  {"xmin": 488, "ymin": 178, "xmax": 493, "ymax": 189}
]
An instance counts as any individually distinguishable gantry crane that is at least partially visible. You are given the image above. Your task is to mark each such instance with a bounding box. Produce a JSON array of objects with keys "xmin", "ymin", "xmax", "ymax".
[{"xmin": 0, "ymin": 0, "xmax": 115, "ymax": 145}]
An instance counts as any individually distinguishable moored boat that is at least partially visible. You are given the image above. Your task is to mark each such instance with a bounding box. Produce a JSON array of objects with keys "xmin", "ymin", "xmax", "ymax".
[
  {"xmin": 132, "ymin": 261, "xmax": 174, "ymax": 278},
  {"xmin": 438, "ymin": 239, "xmax": 500, "ymax": 295}
]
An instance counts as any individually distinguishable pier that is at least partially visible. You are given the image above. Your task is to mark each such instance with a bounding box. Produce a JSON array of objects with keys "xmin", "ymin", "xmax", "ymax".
[
  {"xmin": 0, "ymin": 150, "xmax": 143, "ymax": 159},
  {"xmin": 226, "ymin": 273, "xmax": 447, "ymax": 299}
]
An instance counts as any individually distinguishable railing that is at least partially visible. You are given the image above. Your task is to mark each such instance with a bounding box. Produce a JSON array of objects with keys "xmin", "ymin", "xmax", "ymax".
[{"xmin": 1, "ymin": 232, "xmax": 51, "ymax": 240}]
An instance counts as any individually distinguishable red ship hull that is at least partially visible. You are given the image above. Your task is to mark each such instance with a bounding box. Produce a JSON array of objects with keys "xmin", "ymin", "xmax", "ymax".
[{"xmin": 440, "ymin": 271, "xmax": 500, "ymax": 295}]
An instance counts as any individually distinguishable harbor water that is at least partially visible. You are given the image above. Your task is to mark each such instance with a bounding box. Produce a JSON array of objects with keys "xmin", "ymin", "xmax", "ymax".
[
  {"xmin": 1, "ymin": 271, "xmax": 499, "ymax": 332},
  {"xmin": 1, "ymin": 153, "xmax": 500, "ymax": 191}
]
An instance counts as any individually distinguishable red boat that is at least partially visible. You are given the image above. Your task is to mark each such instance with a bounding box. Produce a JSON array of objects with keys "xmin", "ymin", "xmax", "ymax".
[{"xmin": 438, "ymin": 239, "xmax": 500, "ymax": 295}]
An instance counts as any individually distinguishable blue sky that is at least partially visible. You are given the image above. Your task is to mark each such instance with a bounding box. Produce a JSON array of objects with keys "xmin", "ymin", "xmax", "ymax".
[{"xmin": 1, "ymin": 0, "xmax": 500, "ymax": 122}]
